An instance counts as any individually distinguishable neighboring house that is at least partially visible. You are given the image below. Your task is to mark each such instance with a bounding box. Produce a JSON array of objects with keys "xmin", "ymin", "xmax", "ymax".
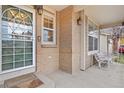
[
  {"xmin": 100, "ymin": 34, "xmax": 108, "ymax": 53},
  {"xmin": 120, "ymin": 37, "xmax": 124, "ymax": 45},
  {"xmin": 0, "ymin": 5, "xmax": 124, "ymax": 84},
  {"xmin": 100, "ymin": 28, "xmax": 113, "ymax": 54},
  {"xmin": 119, "ymin": 28, "xmax": 124, "ymax": 46}
]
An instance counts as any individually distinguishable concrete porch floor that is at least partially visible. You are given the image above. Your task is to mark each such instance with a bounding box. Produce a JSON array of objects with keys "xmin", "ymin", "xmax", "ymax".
[{"xmin": 47, "ymin": 63, "xmax": 124, "ymax": 88}]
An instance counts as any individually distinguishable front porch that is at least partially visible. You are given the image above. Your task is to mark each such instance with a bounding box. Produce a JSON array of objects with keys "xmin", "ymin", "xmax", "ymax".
[
  {"xmin": 0, "ymin": 5, "xmax": 124, "ymax": 88},
  {"xmin": 1, "ymin": 62, "xmax": 124, "ymax": 88},
  {"xmin": 47, "ymin": 62, "xmax": 124, "ymax": 88}
]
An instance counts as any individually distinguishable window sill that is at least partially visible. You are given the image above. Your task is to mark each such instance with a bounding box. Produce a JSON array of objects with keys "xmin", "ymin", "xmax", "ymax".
[
  {"xmin": 41, "ymin": 44, "xmax": 57, "ymax": 48},
  {"xmin": 88, "ymin": 50, "xmax": 99, "ymax": 55}
]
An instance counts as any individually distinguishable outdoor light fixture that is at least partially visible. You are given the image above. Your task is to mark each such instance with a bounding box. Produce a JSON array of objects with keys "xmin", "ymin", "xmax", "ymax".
[
  {"xmin": 37, "ymin": 36, "xmax": 41, "ymax": 42},
  {"xmin": 122, "ymin": 22, "xmax": 124, "ymax": 26},
  {"xmin": 77, "ymin": 16, "xmax": 81, "ymax": 25},
  {"xmin": 34, "ymin": 5, "xmax": 43, "ymax": 15}
]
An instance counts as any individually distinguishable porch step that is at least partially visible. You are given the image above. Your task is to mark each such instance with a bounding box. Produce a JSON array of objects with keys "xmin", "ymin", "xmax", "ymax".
[{"xmin": 34, "ymin": 72, "xmax": 55, "ymax": 88}]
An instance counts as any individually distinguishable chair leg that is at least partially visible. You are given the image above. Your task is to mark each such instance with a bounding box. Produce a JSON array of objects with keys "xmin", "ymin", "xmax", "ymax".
[
  {"xmin": 98, "ymin": 62, "xmax": 101, "ymax": 68},
  {"xmin": 110, "ymin": 59, "xmax": 112, "ymax": 63},
  {"xmin": 107, "ymin": 60, "xmax": 111, "ymax": 68}
]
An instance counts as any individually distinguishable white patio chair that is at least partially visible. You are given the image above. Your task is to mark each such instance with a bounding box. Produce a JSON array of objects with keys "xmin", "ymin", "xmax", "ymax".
[{"xmin": 94, "ymin": 53, "xmax": 111, "ymax": 68}]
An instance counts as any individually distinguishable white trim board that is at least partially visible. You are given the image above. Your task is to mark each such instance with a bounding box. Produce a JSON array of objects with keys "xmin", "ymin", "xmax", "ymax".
[
  {"xmin": 0, "ymin": 5, "xmax": 2, "ymax": 74},
  {"xmin": 80, "ymin": 10, "xmax": 86, "ymax": 71}
]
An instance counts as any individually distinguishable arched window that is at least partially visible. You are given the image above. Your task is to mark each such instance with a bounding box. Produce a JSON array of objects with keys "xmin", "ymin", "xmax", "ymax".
[{"xmin": 1, "ymin": 5, "xmax": 35, "ymax": 72}]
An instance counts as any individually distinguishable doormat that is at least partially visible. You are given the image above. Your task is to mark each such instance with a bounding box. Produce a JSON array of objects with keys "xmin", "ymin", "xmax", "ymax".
[{"xmin": 4, "ymin": 73, "xmax": 44, "ymax": 88}]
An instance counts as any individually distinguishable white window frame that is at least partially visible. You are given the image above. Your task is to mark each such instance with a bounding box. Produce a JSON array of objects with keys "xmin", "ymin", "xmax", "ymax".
[
  {"xmin": 0, "ymin": 5, "xmax": 2, "ymax": 74},
  {"xmin": 0, "ymin": 5, "xmax": 36, "ymax": 74},
  {"xmin": 41, "ymin": 10, "xmax": 56, "ymax": 45},
  {"xmin": 87, "ymin": 18, "xmax": 99, "ymax": 55}
]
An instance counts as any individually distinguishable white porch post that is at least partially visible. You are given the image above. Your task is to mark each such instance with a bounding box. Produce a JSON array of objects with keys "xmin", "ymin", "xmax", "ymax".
[
  {"xmin": 80, "ymin": 10, "xmax": 86, "ymax": 70},
  {"xmin": 0, "ymin": 80, "xmax": 4, "ymax": 85},
  {"xmin": 0, "ymin": 5, "xmax": 2, "ymax": 74}
]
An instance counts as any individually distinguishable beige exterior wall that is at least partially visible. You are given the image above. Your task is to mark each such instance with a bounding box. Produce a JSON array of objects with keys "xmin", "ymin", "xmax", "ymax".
[
  {"xmin": 0, "ymin": 5, "xmax": 101, "ymax": 84},
  {"xmin": 59, "ymin": 6, "xmax": 81, "ymax": 74},
  {"xmin": 59, "ymin": 6, "xmax": 73, "ymax": 74},
  {"xmin": 72, "ymin": 11, "xmax": 81, "ymax": 74},
  {"xmin": 59, "ymin": 6, "xmax": 98, "ymax": 74},
  {"xmin": 80, "ymin": 12, "xmax": 99, "ymax": 70},
  {"xmin": 36, "ymin": 7, "xmax": 59, "ymax": 75}
]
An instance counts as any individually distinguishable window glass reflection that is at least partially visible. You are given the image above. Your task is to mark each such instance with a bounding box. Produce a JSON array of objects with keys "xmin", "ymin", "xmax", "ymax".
[{"xmin": 43, "ymin": 29, "xmax": 53, "ymax": 42}]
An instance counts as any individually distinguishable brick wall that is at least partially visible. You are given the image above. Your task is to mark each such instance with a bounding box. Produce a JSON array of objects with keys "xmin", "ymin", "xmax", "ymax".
[
  {"xmin": 36, "ymin": 9, "xmax": 59, "ymax": 74},
  {"xmin": 59, "ymin": 6, "xmax": 81, "ymax": 74},
  {"xmin": 59, "ymin": 6, "xmax": 73, "ymax": 74}
]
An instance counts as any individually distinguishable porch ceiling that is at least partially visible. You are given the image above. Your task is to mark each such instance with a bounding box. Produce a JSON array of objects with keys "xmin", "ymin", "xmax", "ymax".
[
  {"xmin": 80, "ymin": 5, "xmax": 124, "ymax": 26},
  {"xmin": 75, "ymin": 5, "xmax": 124, "ymax": 25},
  {"xmin": 47, "ymin": 5, "xmax": 124, "ymax": 26},
  {"xmin": 45, "ymin": 5, "xmax": 68, "ymax": 11}
]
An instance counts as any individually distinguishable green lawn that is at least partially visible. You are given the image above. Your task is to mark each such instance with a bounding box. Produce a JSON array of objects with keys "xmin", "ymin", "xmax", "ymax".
[{"xmin": 113, "ymin": 54, "xmax": 124, "ymax": 64}]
